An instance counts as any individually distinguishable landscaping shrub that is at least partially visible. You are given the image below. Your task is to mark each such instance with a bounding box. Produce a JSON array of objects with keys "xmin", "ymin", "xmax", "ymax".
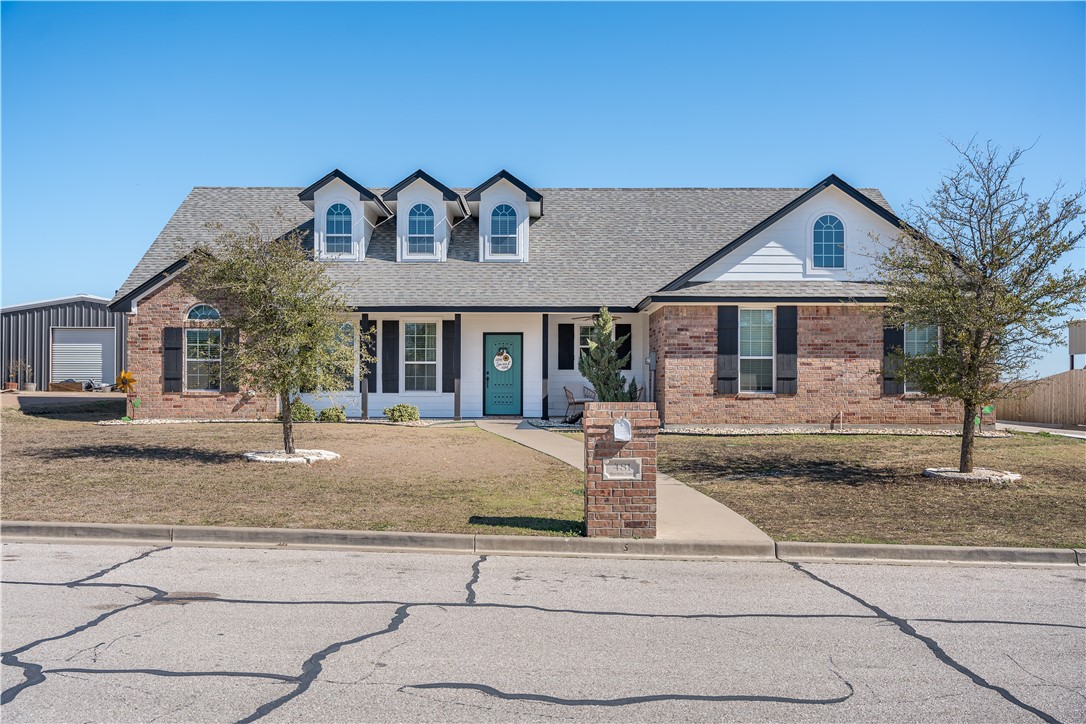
[
  {"xmin": 384, "ymin": 403, "xmax": 420, "ymax": 422},
  {"xmin": 317, "ymin": 405, "xmax": 347, "ymax": 423},
  {"xmin": 281, "ymin": 398, "xmax": 316, "ymax": 422}
]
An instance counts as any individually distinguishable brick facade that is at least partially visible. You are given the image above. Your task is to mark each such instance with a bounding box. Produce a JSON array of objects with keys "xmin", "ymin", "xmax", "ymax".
[
  {"xmin": 125, "ymin": 280, "xmax": 277, "ymax": 420},
  {"xmin": 649, "ymin": 304, "xmax": 962, "ymax": 426},
  {"xmin": 583, "ymin": 402, "xmax": 659, "ymax": 538}
]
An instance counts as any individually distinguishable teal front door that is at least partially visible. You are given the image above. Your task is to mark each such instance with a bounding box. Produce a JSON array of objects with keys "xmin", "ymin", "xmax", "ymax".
[{"xmin": 484, "ymin": 333, "xmax": 523, "ymax": 416}]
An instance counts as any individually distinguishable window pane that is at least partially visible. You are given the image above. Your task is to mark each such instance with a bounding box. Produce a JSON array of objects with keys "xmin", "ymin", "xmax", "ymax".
[
  {"xmin": 740, "ymin": 359, "xmax": 774, "ymax": 392},
  {"xmin": 408, "ymin": 204, "xmax": 435, "ymax": 255},
  {"xmin": 904, "ymin": 325, "xmax": 938, "ymax": 356},
  {"xmin": 186, "ymin": 329, "xmax": 221, "ymax": 360},
  {"xmin": 404, "ymin": 323, "xmax": 437, "ymax": 364},
  {"xmin": 739, "ymin": 309, "xmax": 773, "ymax": 357},
  {"xmin": 187, "ymin": 304, "xmax": 220, "ymax": 321}
]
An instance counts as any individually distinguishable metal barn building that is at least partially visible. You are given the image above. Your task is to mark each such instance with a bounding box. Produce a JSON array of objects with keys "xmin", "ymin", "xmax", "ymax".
[{"xmin": 1, "ymin": 295, "xmax": 127, "ymax": 390}]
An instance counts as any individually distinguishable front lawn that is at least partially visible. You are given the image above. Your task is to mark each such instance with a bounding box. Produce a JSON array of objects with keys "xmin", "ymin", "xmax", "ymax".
[
  {"xmin": 659, "ymin": 433, "xmax": 1085, "ymax": 548},
  {"xmin": 0, "ymin": 410, "xmax": 584, "ymax": 536}
]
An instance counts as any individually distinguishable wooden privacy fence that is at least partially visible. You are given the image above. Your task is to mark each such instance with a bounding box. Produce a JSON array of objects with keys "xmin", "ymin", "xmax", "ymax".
[{"xmin": 997, "ymin": 369, "xmax": 1086, "ymax": 427}]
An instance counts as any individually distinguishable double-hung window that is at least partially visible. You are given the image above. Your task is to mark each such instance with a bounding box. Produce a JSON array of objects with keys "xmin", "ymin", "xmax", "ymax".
[
  {"xmin": 404, "ymin": 322, "xmax": 438, "ymax": 392},
  {"xmin": 903, "ymin": 324, "xmax": 939, "ymax": 393},
  {"xmin": 739, "ymin": 309, "xmax": 774, "ymax": 393},
  {"xmin": 578, "ymin": 326, "xmax": 594, "ymax": 359},
  {"xmin": 186, "ymin": 328, "xmax": 222, "ymax": 391},
  {"xmin": 326, "ymin": 204, "xmax": 352, "ymax": 254},
  {"xmin": 408, "ymin": 204, "xmax": 435, "ymax": 256},
  {"xmin": 490, "ymin": 204, "xmax": 518, "ymax": 255}
]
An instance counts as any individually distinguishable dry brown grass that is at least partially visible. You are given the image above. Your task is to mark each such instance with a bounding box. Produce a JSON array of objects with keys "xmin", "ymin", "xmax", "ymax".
[
  {"xmin": 659, "ymin": 433, "xmax": 1085, "ymax": 548},
  {"xmin": 0, "ymin": 410, "xmax": 584, "ymax": 536}
]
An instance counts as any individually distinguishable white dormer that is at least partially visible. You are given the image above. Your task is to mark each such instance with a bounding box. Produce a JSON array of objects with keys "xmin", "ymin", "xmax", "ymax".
[
  {"xmin": 465, "ymin": 170, "xmax": 543, "ymax": 263},
  {"xmin": 382, "ymin": 170, "xmax": 467, "ymax": 263},
  {"xmin": 297, "ymin": 169, "xmax": 391, "ymax": 261}
]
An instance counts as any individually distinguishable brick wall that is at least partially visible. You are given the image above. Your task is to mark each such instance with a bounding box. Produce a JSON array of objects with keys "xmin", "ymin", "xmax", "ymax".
[
  {"xmin": 649, "ymin": 304, "xmax": 962, "ymax": 426},
  {"xmin": 125, "ymin": 280, "xmax": 277, "ymax": 420},
  {"xmin": 583, "ymin": 402, "xmax": 659, "ymax": 538}
]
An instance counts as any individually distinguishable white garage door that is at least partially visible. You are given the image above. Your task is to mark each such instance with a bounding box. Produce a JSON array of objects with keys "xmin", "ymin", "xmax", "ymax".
[{"xmin": 51, "ymin": 328, "xmax": 116, "ymax": 384}]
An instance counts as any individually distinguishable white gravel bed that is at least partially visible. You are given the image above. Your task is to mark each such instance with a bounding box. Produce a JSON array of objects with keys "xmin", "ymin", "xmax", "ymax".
[
  {"xmin": 243, "ymin": 449, "xmax": 340, "ymax": 464},
  {"xmin": 923, "ymin": 467, "xmax": 1022, "ymax": 483}
]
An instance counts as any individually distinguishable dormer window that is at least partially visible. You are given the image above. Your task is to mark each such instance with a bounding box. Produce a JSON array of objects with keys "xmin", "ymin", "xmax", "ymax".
[
  {"xmin": 490, "ymin": 204, "xmax": 518, "ymax": 255},
  {"xmin": 326, "ymin": 204, "xmax": 353, "ymax": 254},
  {"xmin": 408, "ymin": 204, "xmax": 436, "ymax": 256}
]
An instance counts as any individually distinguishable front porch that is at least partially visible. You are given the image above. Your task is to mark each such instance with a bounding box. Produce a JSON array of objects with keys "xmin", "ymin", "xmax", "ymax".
[{"xmin": 298, "ymin": 311, "xmax": 651, "ymax": 420}]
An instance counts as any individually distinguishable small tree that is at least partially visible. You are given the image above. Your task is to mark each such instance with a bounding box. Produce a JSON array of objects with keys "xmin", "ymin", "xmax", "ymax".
[
  {"xmin": 181, "ymin": 211, "xmax": 374, "ymax": 454},
  {"xmin": 877, "ymin": 141, "xmax": 1085, "ymax": 472},
  {"xmin": 578, "ymin": 306, "xmax": 639, "ymax": 402}
]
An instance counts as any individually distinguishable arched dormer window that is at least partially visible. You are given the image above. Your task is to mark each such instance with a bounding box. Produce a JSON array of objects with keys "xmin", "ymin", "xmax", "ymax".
[
  {"xmin": 813, "ymin": 215, "xmax": 845, "ymax": 268},
  {"xmin": 186, "ymin": 304, "xmax": 220, "ymax": 321},
  {"xmin": 408, "ymin": 204, "xmax": 435, "ymax": 255},
  {"xmin": 490, "ymin": 204, "xmax": 518, "ymax": 255},
  {"xmin": 326, "ymin": 203, "xmax": 352, "ymax": 254}
]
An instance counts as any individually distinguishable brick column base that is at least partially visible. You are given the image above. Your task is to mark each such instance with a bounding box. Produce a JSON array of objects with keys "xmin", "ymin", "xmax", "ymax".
[{"xmin": 583, "ymin": 402, "xmax": 660, "ymax": 538}]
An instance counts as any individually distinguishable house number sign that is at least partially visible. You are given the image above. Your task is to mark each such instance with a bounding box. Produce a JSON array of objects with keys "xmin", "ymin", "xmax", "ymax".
[{"xmin": 493, "ymin": 349, "xmax": 513, "ymax": 372}]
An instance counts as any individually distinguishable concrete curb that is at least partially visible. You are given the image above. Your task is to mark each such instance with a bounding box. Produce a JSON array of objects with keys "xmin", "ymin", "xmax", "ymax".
[
  {"xmin": 776, "ymin": 541, "xmax": 1082, "ymax": 567},
  {"xmin": 1, "ymin": 521, "xmax": 1079, "ymax": 566}
]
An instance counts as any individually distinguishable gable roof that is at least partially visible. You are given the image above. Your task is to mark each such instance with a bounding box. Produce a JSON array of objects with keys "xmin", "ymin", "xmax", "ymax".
[
  {"xmin": 110, "ymin": 181, "xmax": 896, "ymax": 312},
  {"xmin": 659, "ymin": 174, "xmax": 904, "ymax": 292},
  {"xmin": 297, "ymin": 169, "xmax": 388, "ymax": 213},
  {"xmin": 3, "ymin": 294, "xmax": 111, "ymax": 314},
  {"xmin": 464, "ymin": 170, "xmax": 544, "ymax": 203}
]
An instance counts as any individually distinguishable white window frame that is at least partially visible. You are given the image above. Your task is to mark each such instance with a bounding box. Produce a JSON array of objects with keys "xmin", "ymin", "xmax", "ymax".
[
  {"xmin": 480, "ymin": 195, "xmax": 528, "ymax": 262},
  {"xmin": 318, "ymin": 197, "xmax": 360, "ymax": 260},
  {"xmin": 738, "ymin": 307, "xmax": 775, "ymax": 394},
  {"xmin": 401, "ymin": 319, "xmax": 442, "ymax": 395},
  {"xmin": 903, "ymin": 323, "xmax": 941, "ymax": 394},
  {"xmin": 806, "ymin": 210, "xmax": 848, "ymax": 274},
  {"xmin": 184, "ymin": 327, "xmax": 222, "ymax": 393}
]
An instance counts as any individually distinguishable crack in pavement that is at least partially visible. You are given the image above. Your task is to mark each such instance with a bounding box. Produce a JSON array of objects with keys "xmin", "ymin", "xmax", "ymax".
[
  {"xmin": 2, "ymin": 549, "xmax": 1078, "ymax": 722},
  {"xmin": 465, "ymin": 556, "xmax": 486, "ymax": 604},
  {"xmin": 234, "ymin": 604, "xmax": 412, "ymax": 724},
  {"xmin": 400, "ymin": 673, "xmax": 855, "ymax": 707},
  {"xmin": 789, "ymin": 563, "xmax": 1064, "ymax": 724}
]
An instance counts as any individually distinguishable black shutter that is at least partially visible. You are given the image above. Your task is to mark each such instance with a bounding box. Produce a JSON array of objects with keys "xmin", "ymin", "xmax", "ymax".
[
  {"xmin": 616, "ymin": 323, "xmax": 633, "ymax": 371},
  {"xmin": 716, "ymin": 306, "xmax": 739, "ymax": 394},
  {"xmin": 220, "ymin": 328, "xmax": 240, "ymax": 393},
  {"xmin": 883, "ymin": 326, "xmax": 905, "ymax": 395},
  {"xmin": 163, "ymin": 327, "xmax": 184, "ymax": 393},
  {"xmin": 442, "ymin": 320, "xmax": 456, "ymax": 393},
  {"xmin": 775, "ymin": 306, "xmax": 798, "ymax": 395},
  {"xmin": 558, "ymin": 323, "xmax": 575, "ymax": 370},
  {"xmin": 360, "ymin": 315, "xmax": 377, "ymax": 393},
  {"xmin": 382, "ymin": 321, "xmax": 398, "ymax": 393}
]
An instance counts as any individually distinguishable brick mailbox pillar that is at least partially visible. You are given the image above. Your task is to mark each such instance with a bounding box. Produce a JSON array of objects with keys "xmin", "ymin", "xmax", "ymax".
[{"xmin": 583, "ymin": 402, "xmax": 660, "ymax": 538}]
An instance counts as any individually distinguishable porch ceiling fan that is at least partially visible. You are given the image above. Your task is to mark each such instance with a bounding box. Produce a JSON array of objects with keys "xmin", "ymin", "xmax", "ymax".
[{"xmin": 571, "ymin": 313, "xmax": 623, "ymax": 322}]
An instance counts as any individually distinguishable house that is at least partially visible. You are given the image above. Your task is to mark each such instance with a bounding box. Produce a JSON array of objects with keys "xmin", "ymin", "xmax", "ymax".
[
  {"xmin": 2, "ymin": 294, "xmax": 127, "ymax": 391},
  {"xmin": 109, "ymin": 169, "xmax": 959, "ymax": 426}
]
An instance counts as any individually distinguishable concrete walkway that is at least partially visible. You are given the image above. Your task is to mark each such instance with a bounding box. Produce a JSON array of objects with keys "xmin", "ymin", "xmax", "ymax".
[
  {"xmin": 476, "ymin": 419, "xmax": 773, "ymax": 549},
  {"xmin": 996, "ymin": 421, "xmax": 1086, "ymax": 439}
]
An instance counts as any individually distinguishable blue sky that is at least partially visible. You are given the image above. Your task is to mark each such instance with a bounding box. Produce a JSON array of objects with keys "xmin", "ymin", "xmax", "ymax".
[{"xmin": 2, "ymin": 1, "xmax": 1083, "ymax": 376}]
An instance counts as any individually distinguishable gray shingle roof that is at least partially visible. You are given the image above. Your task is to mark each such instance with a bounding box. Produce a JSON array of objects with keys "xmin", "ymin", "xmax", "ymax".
[
  {"xmin": 113, "ymin": 185, "xmax": 894, "ymax": 310},
  {"xmin": 647, "ymin": 280, "xmax": 887, "ymax": 302}
]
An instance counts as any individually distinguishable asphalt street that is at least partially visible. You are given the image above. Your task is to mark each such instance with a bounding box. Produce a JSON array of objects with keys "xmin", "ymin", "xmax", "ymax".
[{"xmin": 1, "ymin": 542, "xmax": 1083, "ymax": 723}]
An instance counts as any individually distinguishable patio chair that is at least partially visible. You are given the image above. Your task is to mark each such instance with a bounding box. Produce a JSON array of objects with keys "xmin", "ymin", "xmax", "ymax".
[
  {"xmin": 564, "ymin": 386, "xmax": 594, "ymax": 418},
  {"xmin": 583, "ymin": 386, "xmax": 597, "ymax": 400}
]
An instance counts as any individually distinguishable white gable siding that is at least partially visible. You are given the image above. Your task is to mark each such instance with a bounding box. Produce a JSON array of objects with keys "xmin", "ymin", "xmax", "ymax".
[{"xmin": 692, "ymin": 186, "xmax": 899, "ymax": 283}]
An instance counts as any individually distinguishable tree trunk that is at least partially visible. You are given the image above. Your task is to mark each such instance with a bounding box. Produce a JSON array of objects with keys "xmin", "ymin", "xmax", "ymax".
[
  {"xmin": 280, "ymin": 390, "xmax": 295, "ymax": 454},
  {"xmin": 959, "ymin": 401, "xmax": 976, "ymax": 473}
]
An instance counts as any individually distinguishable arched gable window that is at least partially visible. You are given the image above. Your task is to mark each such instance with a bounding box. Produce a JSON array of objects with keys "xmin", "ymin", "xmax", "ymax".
[
  {"xmin": 186, "ymin": 304, "xmax": 220, "ymax": 321},
  {"xmin": 326, "ymin": 203, "xmax": 352, "ymax": 254},
  {"xmin": 490, "ymin": 204, "xmax": 518, "ymax": 255},
  {"xmin": 813, "ymin": 215, "xmax": 845, "ymax": 268},
  {"xmin": 408, "ymin": 204, "xmax": 435, "ymax": 255}
]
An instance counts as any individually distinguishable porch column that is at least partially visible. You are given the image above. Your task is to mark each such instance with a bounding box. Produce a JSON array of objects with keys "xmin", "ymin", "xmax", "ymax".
[
  {"xmin": 454, "ymin": 313, "xmax": 462, "ymax": 420},
  {"xmin": 541, "ymin": 314, "xmax": 549, "ymax": 419},
  {"xmin": 360, "ymin": 313, "xmax": 370, "ymax": 419}
]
